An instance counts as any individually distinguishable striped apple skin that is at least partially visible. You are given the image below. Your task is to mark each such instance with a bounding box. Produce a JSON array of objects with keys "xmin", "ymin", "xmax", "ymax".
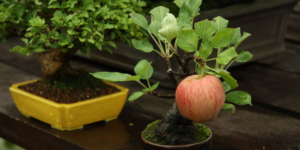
[{"xmin": 175, "ymin": 75, "xmax": 225, "ymax": 123}]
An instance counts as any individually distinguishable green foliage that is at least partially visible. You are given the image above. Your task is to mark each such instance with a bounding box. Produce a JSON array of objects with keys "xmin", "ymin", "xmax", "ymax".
[
  {"xmin": 92, "ymin": 0, "xmax": 253, "ymax": 110},
  {"xmin": 0, "ymin": 0, "xmax": 147, "ymax": 55}
]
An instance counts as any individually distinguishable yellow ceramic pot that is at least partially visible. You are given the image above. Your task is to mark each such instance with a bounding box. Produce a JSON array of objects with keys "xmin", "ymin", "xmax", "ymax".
[{"xmin": 9, "ymin": 79, "xmax": 128, "ymax": 131}]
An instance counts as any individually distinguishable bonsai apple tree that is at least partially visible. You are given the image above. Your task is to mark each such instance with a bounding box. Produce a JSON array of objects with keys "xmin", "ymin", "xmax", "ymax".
[
  {"xmin": 92, "ymin": 0, "xmax": 253, "ymax": 145},
  {"xmin": 0, "ymin": 0, "xmax": 146, "ymax": 83}
]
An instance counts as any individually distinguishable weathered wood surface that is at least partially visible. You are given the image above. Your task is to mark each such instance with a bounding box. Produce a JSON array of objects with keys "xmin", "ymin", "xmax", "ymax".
[{"xmin": 1, "ymin": 37, "xmax": 300, "ymax": 150}]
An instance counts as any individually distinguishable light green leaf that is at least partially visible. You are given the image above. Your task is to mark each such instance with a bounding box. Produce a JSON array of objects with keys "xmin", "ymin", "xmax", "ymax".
[
  {"xmin": 217, "ymin": 47, "xmax": 237, "ymax": 65},
  {"xmin": 78, "ymin": 10, "xmax": 89, "ymax": 18},
  {"xmin": 48, "ymin": 2, "xmax": 60, "ymax": 8},
  {"xmin": 91, "ymin": 72, "xmax": 132, "ymax": 82},
  {"xmin": 34, "ymin": 0, "xmax": 42, "ymax": 5},
  {"xmin": 199, "ymin": 41, "xmax": 212, "ymax": 60},
  {"xmin": 142, "ymin": 82, "xmax": 160, "ymax": 92},
  {"xmin": 148, "ymin": 20, "xmax": 162, "ymax": 38},
  {"xmin": 174, "ymin": 0, "xmax": 187, "ymax": 8},
  {"xmin": 222, "ymin": 103, "xmax": 236, "ymax": 113},
  {"xmin": 134, "ymin": 60, "xmax": 153, "ymax": 80},
  {"xmin": 87, "ymin": 38, "xmax": 94, "ymax": 44},
  {"xmin": 9, "ymin": 46, "xmax": 23, "ymax": 52},
  {"xmin": 33, "ymin": 46, "xmax": 45, "ymax": 52},
  {"xmin": 226, "ymin": 91, "xmax": 252, "ymax": 106},
  {"xmin": 235, "ymin": 51, "xmax": 253, "ymax": 62},
  {"xmin": 176, "ymin": 29, "xmax": 198, "ymax": 52},
  {"xmin": 211, "ymin": 16, "xmax": 228, "ymax": 32},
  {"xmin": 130, "ymin": 13, "xmax": 148, "ymax": 30},
  {"xmin": 128, "ymin": 91, "xmax": 144, "ymax": 102},
  {"xmin": 220, "ymin": 71, "xmax": 238, "ymax": 89},
  {"xmin": 127, "ymin": 75, "xmax": 141, "ymax": 82},
  {"xmin": 230, "ymin": 28, "xmax": 241, "ymax": 45},
  {"xmin": 49, "ymin": 0, "xmax": 57, "ymax": 5},
  {"xmin": 234, "ymin": 32, "xmax": 251, "ymax": 48},
  {"xmin": 195, "ymin": 19, "xmax": 216, "ymax": 42},
  {"xmin": 222, "ymin": 81, "xmax": 231, "ymax": 92},
  {"xmin": 211, "ymin": 28, "xmax": 234, "ymax": 48},
  {"xmin": 131, "ymin": 39, "xmax": 153, "ymax": 53},
  {"xmin": 158, "ymin": 13, "xmax": 178, "ymax": 42},
  {"xmin": 177, "ymin": 0, "xmax": 202, "ymax": 30},
  {"xmin": 150, "ymin": 6, "xmax": 169, "ymax": 22}
]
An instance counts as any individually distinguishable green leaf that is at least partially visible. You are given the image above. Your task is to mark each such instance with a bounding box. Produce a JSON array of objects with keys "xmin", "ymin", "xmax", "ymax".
[
  {"xmin": 211, "ymin": 16, "xmax": 228, "ymax": 32},
  {"xmin": 220, "ymin": 71, "xmax": 238, "ymax": 90},
  {"xmin": 211, "ymin": 28, "xmax": 234, "ymax": 48},
  {"xmin": 78, "ymin": 10, "xmax": 89, "ymax": 18},
  {"xmin": 128, "ymin": 91, "xmax": 144, "ymax": 102},
  {"xmin": 142, "ymin": 82, "xmax": 160, "ymax": 92},
  {"xmin": 148, "ymin": 20, "xmax": 162, "ymax": 38},
  {"xmin": 127, "ymin": 75, "xmax": 141, "ymax": 82},
  {"xmin": 9, "ymin": 46, "xmax": 23, "ymax": 52},
  {"xmin": 226, "ymin": 91, "xmax": 252, "ymax": 106},
  {"xmin": 217, "ymin": 47, "xmax": 237, "ymax": 65},
  {"xmin": 48, "ymin": 2, "xmax": 60, "ymax": 8},
  {"xmin": 150, "ymin": 6, "xmax": 169, "ymax": 22},
  {"xmin": 130, "ymin": 13, "xmax": 148, "ymax": 30},
  {"xmin": 87, "ymin": 38, "xmax": 95, "ymax": 44},
  {"xmin": 177, "ymin": 0, "xmax": 202, "ymax": 30},
  {"xmin": 32, "ymin": 46, "xmax": 45, "ymax": 52},
  {"xmin": 131, "ymin": 39, "xmax": 153, "ymax": 53},
  {"xmin": 34, "ymin": 0, "xmax": 42, "ymax": 5},
  {"xmin": 222, "ymin": 81, "xmax": 231, "ymax": 92},
  {"xmin": 91, "ymin": 72, "xmax": 132, "ymax": 82},
  {"xmin": 174, "ymin": 0, "xmax": 187, "ymax": 8},
  {"xmin": 176, "ymin": 29, "xmax": 198, "ymax": 52},
  {"xmin": 158, "ymin": 13, "xmax": 178, "ymax": 42},
  {"xmin": 199, "ymin": 41, "xmax": 212, "ymax": 60},
  {"xmin": 230, "ymin": 28, "xmax": 241, "ymax": 45},
  {"xmin": 222, "ymin": 103, "xmax": 236, "ymax": 113},
  {"xmin": 134, "ymin": 59, "xmax": 153, "ymax": 80},
  {"xmin": 234, "ymin": 32, "xmax": 251, "ymax": 48},
  {"xmin": 235, "ymin": 51, "xmax": 253, "ymax": 62},
  {"xmin": 195, "ymin": 19, "xmax": 216, "ymax": 42},
  {"xmin": 49, "ymin": 0, "xmax": 57, "ymax": 5}
]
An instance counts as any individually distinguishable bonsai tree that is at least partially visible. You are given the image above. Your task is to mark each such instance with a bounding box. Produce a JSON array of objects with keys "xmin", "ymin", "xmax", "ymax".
[
  {"xmin": 92, "ymin": 0, "xmax": 253, "ymax": 145},
  {"xmin": 0, "ymin": 0, "xmax": 146, "ymax": 85}
]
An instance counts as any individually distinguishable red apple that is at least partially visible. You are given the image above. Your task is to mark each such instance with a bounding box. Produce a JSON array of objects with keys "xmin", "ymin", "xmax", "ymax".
[{"xmin": 175, "ymin": 75, "xmax": 225, "ymax": 123}]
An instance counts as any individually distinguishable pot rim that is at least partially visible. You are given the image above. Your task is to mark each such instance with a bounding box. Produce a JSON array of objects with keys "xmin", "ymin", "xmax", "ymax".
[{"xmin": 141, "ymin": 127, "xmax": 212, "ymax": 148}]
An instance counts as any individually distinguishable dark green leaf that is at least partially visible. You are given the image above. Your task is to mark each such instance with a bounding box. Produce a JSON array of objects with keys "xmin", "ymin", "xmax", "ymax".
[
  {"xmin": 236, "ymin": 51, "xmax": 253, "ymax": 62},
  {"xmin": 211, "ymin": 16, "xmax": 228, "ymax": 32},
  {"xmin": 226, "ymin": 91, "xmax": 252, "ymax": 106},
  {"xmin": 230, "ymin": 28, "xmax": 241, "ymax": 45},
  {"xmin": 234, "ymin": 32, "xmax": 251, "ymax": 48},
  {"xmin": 222, "ymin": 103, "xmax": 236, "ymax": 113},
  {"xmin": 222, "ymin": 81, "xmax": 231, "ymax": 92},
  {"xmin": 195, "ymin": 19, "xmax": 216, "ymax": 42}
]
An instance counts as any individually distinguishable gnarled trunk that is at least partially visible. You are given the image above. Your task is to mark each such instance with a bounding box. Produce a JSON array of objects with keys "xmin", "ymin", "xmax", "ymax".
[{"xmin": 38, "ymin": 48, "xmax": 78, "ymax": 82}]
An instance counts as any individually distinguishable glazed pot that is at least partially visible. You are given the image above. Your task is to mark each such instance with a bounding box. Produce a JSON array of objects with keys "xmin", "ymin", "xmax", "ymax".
[
  {"xmin": 9, "ymin": 79, "xmax": 128, "ymax": 131},
  {"xmin": 141, "ymin": 128, "xmax": 213, "ymax": 150}
]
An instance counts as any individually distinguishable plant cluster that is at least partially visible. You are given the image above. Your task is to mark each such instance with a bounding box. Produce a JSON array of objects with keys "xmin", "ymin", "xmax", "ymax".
[
  {"xmin": 92, "ymin": 0, "xmax": 252, "ymax": 113},
  {"xmin": 0, "ymin": 0, "xmax": 147, "ymax": 55},
  {"xmin": 92, "ymin": 0, "xmax": 253, "ymax": 145}
]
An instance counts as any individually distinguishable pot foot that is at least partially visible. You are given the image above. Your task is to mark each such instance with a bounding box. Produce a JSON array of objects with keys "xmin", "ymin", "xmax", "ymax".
[{"xmin": 105, "ymin": 117, "xmax": 118, "ymax": 122}]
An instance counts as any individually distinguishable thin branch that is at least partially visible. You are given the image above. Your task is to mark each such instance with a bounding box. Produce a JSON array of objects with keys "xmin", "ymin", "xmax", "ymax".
[
  {"xmin": 167, "ymin": 69, "xmax": 178, "ymax": 87},
  {"xmin": 150, "ymin": 91, "xmax": 175, "ymax": 99},
  {"xmin": 170, "ymin": 46, "xmax": 183, "ymax": 67}
]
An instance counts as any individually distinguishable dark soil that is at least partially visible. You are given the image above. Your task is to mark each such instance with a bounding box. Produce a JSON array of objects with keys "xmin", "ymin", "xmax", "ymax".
[{"xmin": 18, "ymin": 71, "xmax": 121, "ymax": 104}]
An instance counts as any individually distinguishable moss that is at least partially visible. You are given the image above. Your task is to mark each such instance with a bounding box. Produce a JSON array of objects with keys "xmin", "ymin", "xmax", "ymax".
[{"xmin": 143, "ymin": 120, "xmax": 211, "ymax": 145}]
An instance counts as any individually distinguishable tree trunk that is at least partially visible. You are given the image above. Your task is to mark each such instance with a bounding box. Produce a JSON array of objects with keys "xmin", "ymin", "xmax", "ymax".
[{"xmin": 38, "ymin": 48, "xmax": 78, "ymax": 82}]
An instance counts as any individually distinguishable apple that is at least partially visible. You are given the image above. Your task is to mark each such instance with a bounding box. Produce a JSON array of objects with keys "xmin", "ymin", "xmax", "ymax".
[{"xmin": 175, "ymin": 74, "xmax": 225, "ymax": 123}]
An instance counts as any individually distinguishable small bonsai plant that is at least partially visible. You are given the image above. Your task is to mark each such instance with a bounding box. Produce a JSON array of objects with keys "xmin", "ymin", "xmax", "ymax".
[
  {"xmin": 0, "ymin": 0, "xmax": 146, "ymax": 103},
  {"xmin": 92, "ymin": 0, "xmax": 253, "ymax": 146}
]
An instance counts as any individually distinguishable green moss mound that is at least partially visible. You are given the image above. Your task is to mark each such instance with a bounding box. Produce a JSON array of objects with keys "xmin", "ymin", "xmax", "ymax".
[{"xmin": 142, "ymin": 120, "xmax": 211, "ymax": 145}]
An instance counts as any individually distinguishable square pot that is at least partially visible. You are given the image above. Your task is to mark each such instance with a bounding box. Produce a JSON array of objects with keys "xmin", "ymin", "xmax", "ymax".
[{"xmin": 9, "ymin": 79, "xmax": 128, "ymax": 131}]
